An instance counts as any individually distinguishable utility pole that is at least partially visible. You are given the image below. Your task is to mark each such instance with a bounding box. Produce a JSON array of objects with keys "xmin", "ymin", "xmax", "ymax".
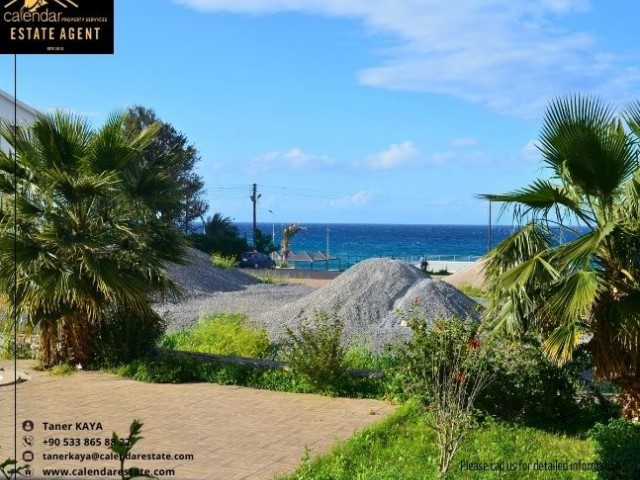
[{"xmin": 250, "ymin": 183, "xmax": 261, "ymax": 250}]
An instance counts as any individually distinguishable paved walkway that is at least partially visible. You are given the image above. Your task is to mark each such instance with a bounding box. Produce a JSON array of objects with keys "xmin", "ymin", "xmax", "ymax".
[{"xmin": 0, "ymin": 360, "xmax": 393, "ymax": 480}]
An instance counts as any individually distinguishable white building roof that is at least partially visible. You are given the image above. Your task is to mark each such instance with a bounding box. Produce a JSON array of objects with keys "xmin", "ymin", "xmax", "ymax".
[{"xmin": 0, "ymin": 89, "xmax": 38, "ymax": 125}]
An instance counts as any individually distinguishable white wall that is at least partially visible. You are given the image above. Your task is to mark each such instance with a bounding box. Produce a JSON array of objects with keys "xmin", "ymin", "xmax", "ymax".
[{"xmin": 0, "ymin": 89, "xmax": 38, "ymax": 153}]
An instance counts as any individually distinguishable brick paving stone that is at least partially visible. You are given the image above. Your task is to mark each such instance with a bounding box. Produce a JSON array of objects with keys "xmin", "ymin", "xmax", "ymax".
[{"xmin": 0, "ymin": 360, "xmax": 394, "ymax": 480}]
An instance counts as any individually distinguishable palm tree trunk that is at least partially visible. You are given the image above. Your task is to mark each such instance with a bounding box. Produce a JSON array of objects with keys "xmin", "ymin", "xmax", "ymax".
[
  {"xmin": 39, "ymin": 319, "xmax": 60, "ymax": 367},
  {"xmin": 60, "ymin": 316, "xmax": 92, "ymax": 366},
  {"xmin": 617, "ymin": 378, "xmax": 640, "ymax": 422}
]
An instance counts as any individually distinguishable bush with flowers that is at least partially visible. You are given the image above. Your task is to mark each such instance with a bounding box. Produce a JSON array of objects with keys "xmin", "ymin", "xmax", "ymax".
[{"xmin": 391, "ymin": 297, "xmax": 492, "ymax": 477}]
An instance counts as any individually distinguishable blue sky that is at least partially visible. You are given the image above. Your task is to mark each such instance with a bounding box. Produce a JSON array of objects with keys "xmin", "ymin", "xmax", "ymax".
[{"xmin": 1, "ymin": 0, "xmax": 639, "ymax": 225}]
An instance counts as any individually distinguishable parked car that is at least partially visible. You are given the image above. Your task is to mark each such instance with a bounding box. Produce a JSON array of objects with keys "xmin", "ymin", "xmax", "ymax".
[{"xmin": 239, "ymin": 251, "xmax": 276, "ymax": 269}]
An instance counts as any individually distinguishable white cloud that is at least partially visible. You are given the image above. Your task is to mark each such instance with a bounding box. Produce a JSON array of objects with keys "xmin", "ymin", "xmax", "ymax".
[
  {"xmin": 362, "ymin": 140, "xmax": 419, "ymax": 170},
  {"xmin": 174, "ymin": 0, "xmax": 640, "ymax": 119},
  {"xmin": 328, "ymin": 190, "xmax": 373, "ymax": 208},
  {"xmin": 249, "ymin": 148, "xmax": 334, "ymax": 172}
]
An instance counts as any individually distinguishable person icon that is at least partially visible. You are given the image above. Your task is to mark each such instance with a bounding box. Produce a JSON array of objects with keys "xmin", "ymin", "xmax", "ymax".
[{"xmin": 22, "ymin": 420, "xmax": 34, "ymax": 432}]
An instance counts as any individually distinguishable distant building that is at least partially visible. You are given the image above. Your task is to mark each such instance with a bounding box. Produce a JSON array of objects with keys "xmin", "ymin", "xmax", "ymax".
[{"xmin": 0, "ymin": 89, "xmax": 38, "ymax": 152}]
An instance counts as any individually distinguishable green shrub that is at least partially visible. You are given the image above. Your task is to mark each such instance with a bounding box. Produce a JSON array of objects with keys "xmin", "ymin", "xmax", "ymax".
[
  {"xmin": 187, "ymin": 232, "xmax": 249, "ymax": 257},
  {"xmin": 589, "ymin": 418, "xmax": 640, "ymax": 479},
  {"xmin": 117, "ymin": 352, "xmax": 385, "ymax": 398},
  {"xmin": 0, "ymin": 335, "xmax": 37, "ymax": 360},
  {"xmin": 89, "ymin": 308, "xmax": 166, "ymax": 368},
  {"xmin": 48, "ymin": 363, "xmax": 75, "ymax": 376},
  {"xmin": 159, "ymin": 313, "xmax": 272, "ymax": 359},
  {"xmin": 475, "ymin": 336, "xmax": 583, "ymax": 429},
  {"xmin": 116, "ymin": 354, "xmax": 310, "ymax": 391},
  {"xmin": 211, "ymin": 252, "xmax": 238, "ymax": 269},
  {"xmin": 0, "ymin": 318, "xmax": 37, "ymax": 360},
  {"xmin": 282, "ymin": 311, "xmax": 346, "ymax": 392},
  {"xmin": 390, "ymin": 310, "xmax": 482, "ymax": 406}
]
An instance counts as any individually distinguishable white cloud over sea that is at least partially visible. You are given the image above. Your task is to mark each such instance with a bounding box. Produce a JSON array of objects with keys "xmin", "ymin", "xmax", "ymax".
[
  {"xmin": 174, "ymin": 0, "xmax": 640, "ymax": 119},
  {"xmin": 361, "ymin": 141, "xmax": 420, "ymax": 170}
]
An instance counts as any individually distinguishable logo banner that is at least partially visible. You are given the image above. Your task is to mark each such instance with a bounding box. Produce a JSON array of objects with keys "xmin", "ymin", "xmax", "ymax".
[{"xmin": 1, "ymin": 0, "xmax": 114, "ymax": 54}]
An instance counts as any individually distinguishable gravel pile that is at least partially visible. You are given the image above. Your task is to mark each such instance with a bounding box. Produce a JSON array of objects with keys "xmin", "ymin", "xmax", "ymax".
[
  {"xmin": 155, "ymin": 247, "xmax": 314, "ymax": 330},
  {"xmin": 157, "ymin": 254, "xmax": 480, "ymax": 347},
  {"xmin": 254, "ymin": 258, "xmax": 481, "ymax": 347},
  {"xmin": 163, "ymin": 248, "xmax": 260, "ymax": 298},
  {"xmin": 155, "ymin": 283, "xmax": 316, "ymax": 331}
]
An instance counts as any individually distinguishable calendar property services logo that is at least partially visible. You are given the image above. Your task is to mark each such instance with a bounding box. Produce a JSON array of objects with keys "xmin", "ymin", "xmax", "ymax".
[{"xmin": 1, "ymin": 0, "xmax": 114, "ymax": 54}]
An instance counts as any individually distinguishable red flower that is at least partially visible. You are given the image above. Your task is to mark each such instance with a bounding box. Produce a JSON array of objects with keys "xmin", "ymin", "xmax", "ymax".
[
  {"xmin": 454, "ymin": 373, "xmax": 464, "ymax": 383},
  {"xmin": 469, "ymin": 338, "xmax": 480, "ymax": 349}
]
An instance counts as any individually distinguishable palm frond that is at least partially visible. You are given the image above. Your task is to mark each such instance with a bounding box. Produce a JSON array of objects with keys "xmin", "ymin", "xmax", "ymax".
[
  {"xmin": 538, "ymin": 94, "xmax": 636, "ymax": 201},
  {"xmin": 479, "ymin": 179, "xmax": 593, "ymax": 225},
  {"xmin": 550, "ymin": 222, "xmax": 615, "ymax": 271},
  {"xmin": 542, "ymin": 270, "xmax": 600, "ymax": 323},
  {"xmin": 542, "ymin": 321, "xmax": 584, "ymax": 365}
]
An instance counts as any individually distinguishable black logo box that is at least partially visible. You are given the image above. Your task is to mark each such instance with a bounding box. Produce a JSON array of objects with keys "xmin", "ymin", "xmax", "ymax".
[{"xmin": 1, "ymin": 0, "xmax": 114, "ymax": 54}]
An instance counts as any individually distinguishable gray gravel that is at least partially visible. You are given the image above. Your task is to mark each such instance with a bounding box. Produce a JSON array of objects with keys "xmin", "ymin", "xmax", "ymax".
[
  {"xmin": 156, "ymin": 253, "xmax": 480, "ymax": 348},
  {"xmin": 155, "ymin": 283, "xmax": 316, "ymax": 331},
  {"xmin": 163, "ymin": 248, "xmax": 261, "ymax": 297},
  {"xmin": 156, "ymin": 248, "xmax": 314, "ymax": 330},
  {"xmin": 254, "ymin": 258, "xmax": 480, "ymax": 348}
]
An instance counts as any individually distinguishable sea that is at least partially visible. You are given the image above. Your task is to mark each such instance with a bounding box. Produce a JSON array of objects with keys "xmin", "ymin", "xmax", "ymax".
[{"xmin": 232, "ymin": 223, "xmax": 516, "ymax": 270}]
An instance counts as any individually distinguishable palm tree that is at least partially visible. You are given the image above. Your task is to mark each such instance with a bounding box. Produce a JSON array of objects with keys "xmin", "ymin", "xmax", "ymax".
[
  {"xmin": 0, "ymin": 111, "xmax": 186, "ymax": 367},
  {"xmin": 479, "ymin": 95, "xmax": 640, "ymax": 418},
  {"xmin": 280, "ymin": 223, "xmax": 303, "ymax": 263},
  {"xmin": 204, "ymin": 213, "xmax": 238, "ymax": 237}
]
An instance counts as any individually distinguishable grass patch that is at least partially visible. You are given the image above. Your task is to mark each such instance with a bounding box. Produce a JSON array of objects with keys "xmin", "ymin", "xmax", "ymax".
[
  {"xmin": 48, "ymin": 363, "xmax": 75, "ymax": 376},
  {"xmin": 210, "ymin": 252, "xmax": 238, "ymax": 269},
  {"xmin": 342, "ymin": 344, "xmax": 395, "ymax": 371},
  {"xmin": 276, "ymin": 404, "xmax": 600, "ymax": 480},
  {"xmin": 457, "ymin": 284, "xmax": 486, "ymax": 298},
  {"xmin": 252, "ymin": 271, "xmax": 289, "ymax": 285},
  {"xmin": 159, "ymin": 313, "xmax": 271, "ymax": 359}
]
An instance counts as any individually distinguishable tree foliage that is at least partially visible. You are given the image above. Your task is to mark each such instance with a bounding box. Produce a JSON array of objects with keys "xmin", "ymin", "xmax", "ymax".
[
  {"xmin": 0, "ymin": 111, "xmax": 186, "ymax": 366},
  {"xmin": 124, "ymin": 106, "xmax": 208, "ymax": 233},
  {"xmin": 189, "ymin": 213, "xmax": 275, "ymax": 256},
  {"xmin": 189, "ymin": 213, "xmax": 248, "ymax": 257},
  {"xmin": 479, "ymin": 94, "xmax": 640, "ymax": 415}
]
